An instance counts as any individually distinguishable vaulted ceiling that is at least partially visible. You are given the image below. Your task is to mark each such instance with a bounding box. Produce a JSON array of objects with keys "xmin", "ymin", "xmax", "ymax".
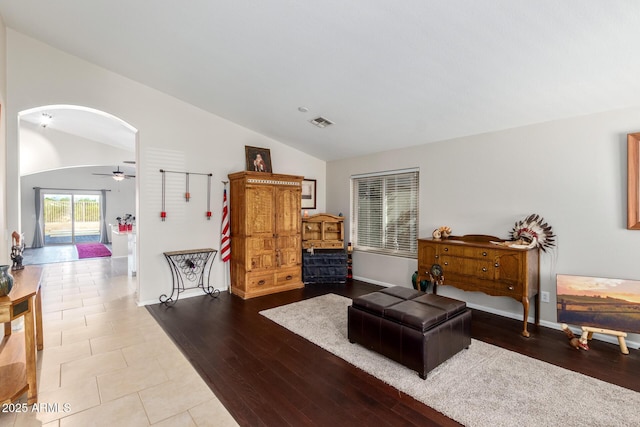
[{"xmin": 2, "ymin": 1, "xmax": 640, "ymax": 161}]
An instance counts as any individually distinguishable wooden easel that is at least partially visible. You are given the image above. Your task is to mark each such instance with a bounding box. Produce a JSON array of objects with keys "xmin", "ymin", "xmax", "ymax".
[{"xmin": 580, "ymin": 326, "xmax": 629, "ymax": 355}]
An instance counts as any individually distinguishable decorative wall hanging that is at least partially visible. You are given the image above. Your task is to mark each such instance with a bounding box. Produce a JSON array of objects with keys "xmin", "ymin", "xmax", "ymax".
[
  {"xmin": 245, "ymin": 146, "xmax": 272, "ymax": 172},
  {"xmin": 301, "ymin": 178, "xmax": 316, "ymax": 209},
  {"xmin": 185, "ymin": 173, "xmax": 190, "ymax": 202},
  {"xmin": 206, "ymin": 175, "xmax": 212, "ymax": 219},
  {"xmin": 160, "ymin": 169, "xmax": 167, "ymax": 221},
  {"xmin": 159, "ymin": 169, "xmax": 213, "ymax": 221}
]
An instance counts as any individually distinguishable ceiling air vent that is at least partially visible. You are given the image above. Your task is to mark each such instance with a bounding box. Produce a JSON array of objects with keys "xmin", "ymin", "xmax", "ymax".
[{"xmin": 309, "ymin": 116, "xmax": 334, "ymax": 128}]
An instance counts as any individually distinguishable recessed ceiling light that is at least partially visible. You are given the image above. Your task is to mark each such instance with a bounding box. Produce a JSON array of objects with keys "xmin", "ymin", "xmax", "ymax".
[{"xmin": 40, "ymin": 113, "xmax": 52, "ymax": 128}]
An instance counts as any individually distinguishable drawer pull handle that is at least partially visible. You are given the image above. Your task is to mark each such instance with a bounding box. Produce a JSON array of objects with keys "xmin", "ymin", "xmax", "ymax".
[
  {"xmin": 482, "ymin": 251, "xmax": 487, "ymax": 256},
  {"xmin": 286, "ymin": 275, "xmax": 293, "ymax": 280},
  {"xmin": 258, "ymin": 280, "xmax": 266, "ymax": 286},
  {"xmin": 482, "ymin": 267, "xmax": 487, "ymax": 272}
]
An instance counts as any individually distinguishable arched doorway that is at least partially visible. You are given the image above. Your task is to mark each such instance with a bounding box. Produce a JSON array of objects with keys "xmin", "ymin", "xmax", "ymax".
[{"xmin": 17, "ymin": 105, "xmax": 138, "ymax": 264}]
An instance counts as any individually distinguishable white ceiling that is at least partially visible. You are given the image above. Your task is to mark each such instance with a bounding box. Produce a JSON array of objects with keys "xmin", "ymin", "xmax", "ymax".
[
  {"xmin": 2, "ymin": 1, "xmax": 640, "ymax": 161},
  {"xmin": 19, "ymin": 105, "xmax": 136, "ymax": 151}
]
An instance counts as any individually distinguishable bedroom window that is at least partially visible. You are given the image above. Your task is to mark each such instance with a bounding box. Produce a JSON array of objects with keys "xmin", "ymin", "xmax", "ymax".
[{"xmin": 351, "ymin": 168, "xmax": 419, "ymax": 258}]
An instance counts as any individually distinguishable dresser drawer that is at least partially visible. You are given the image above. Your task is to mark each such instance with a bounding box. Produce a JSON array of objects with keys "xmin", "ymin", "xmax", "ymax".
[
  {"xmin": 439, "ymin": 245, "xmax": 495, "ymax": 259},
  {"xmin": 276, "ymin": 268, "xmax": 301, "ymax": 287},
  {"xmin": 246, "ymin": 272, "xmax": 275, "ymax": 291},
  {"xmin": 480, "ymin": 280, "xmax": 524, "ymax": 297}
]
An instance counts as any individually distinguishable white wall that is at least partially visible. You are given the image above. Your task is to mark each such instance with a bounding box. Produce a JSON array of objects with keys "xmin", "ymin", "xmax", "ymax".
[
  {"xmin": 5, "ymin": 30, "xmax": 326, "ymax": 304},
  {"xmin": 327, "ymin": 108, "xmax": 640, "ymax": 346},
  {"xmin": 0, "ymin": 16, "xmax": 7, "ymax": 263}
]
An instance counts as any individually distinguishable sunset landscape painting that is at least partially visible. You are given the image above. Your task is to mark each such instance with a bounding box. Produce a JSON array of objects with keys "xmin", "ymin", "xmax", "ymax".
[{"xmin": 556, "ymin": 274, "xmax": 640, "ymax": 334}]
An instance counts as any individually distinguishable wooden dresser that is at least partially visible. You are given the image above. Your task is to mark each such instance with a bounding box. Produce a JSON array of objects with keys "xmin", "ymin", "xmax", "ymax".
[
  {"xmin": 417, "ymin": 236, "xmax": 540, "ymax": 337},
  {"xmin": 228, "ymin": 171, "xmax": 305, "ymax": 299}
]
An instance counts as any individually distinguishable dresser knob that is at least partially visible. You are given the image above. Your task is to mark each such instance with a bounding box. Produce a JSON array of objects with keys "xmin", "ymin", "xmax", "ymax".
[
  {"xmin": 508, "ymin": 285, "xmax": 514, "ymax": 291},
  {"xmin": 482, "ymin": 251, "xmax": 487, "ymax": 256},
  {"xmin": 444, "ymin": 262, "xmax": 448, "ymax": 266},
  {"xmin": 435, "ymin": 255, "xmax": 439, "ymax": 259},
  {"xmin": 258, "ymin": 280, "xmax": 266, "ymax": 286},
  {"xmin": 482, "ymin": 267, "xmax": 487, "ymax": 272},
  {"xmin": 494, "ymin": 263, "xmax": 499, "ymax": 268},
  {"xmin": 444, "ymin": 248, "xmax": 449, "ymax": 252},
  {"xmin": 286, "ymin": 275, "xmax": 293, "ymax": 280}
]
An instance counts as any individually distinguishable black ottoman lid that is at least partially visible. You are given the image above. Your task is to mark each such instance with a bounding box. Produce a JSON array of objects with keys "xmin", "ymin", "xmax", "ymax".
[
  {"xmin": 352, "ymin": 292, "xmax": 403, "ymax": 316},
  {"xmin": 384, "ymin": 300, "xmax": 448, "ymax": 332},
  {"xmin": 380, "ymin": 286, "xmax": 424, "ymax": 300},
  {"xmin": 412, "ymin": 294, "xmax": 467, "ymax": 318}
]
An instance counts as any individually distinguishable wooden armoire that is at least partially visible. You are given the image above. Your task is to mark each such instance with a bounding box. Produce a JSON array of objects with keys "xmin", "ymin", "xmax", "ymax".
[{"xmin": 228, "ymin": 171, "xmax": 305, "ymax": 299}]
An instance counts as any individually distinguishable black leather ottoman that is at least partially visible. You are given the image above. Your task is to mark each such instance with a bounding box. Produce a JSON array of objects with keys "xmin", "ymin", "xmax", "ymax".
[{"xmin": 348, "ymin": 286, "xmax": 471, "ymax": 379}]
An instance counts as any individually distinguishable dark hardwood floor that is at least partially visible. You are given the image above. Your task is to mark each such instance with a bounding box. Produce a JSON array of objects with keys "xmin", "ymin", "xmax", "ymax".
[{"xmin": 147, "ymin": 281, "xmax": 640, "ymax": 427}]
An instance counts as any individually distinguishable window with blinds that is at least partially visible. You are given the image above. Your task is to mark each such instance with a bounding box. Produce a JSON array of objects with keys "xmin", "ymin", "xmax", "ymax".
[{"xmin": 351, "ymin": 169, "xmax": 419, "ymax": 258}]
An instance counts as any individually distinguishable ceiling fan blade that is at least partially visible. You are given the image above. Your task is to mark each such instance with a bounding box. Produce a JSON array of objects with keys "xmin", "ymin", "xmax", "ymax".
[
  {"xmin": 92, "ymin": 173, "xmax": 113, "ymax": 176},
  {"xmin": 123, "ymin": 160, "xmax": 136, "ymax": 164}
]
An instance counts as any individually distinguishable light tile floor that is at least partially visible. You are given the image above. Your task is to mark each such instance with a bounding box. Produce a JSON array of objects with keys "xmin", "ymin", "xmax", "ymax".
[{"xmin": 0, "ymin": 258, "xmax": 238, "ymax": 427}]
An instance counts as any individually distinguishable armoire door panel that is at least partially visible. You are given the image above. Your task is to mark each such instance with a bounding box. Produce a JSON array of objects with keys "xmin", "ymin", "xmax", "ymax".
[
  {"xmin": 246, "ymin": 186, "xmax": 275, "ymax": 235},
  {"xmin": 276, "ymin": 187, "xmax": 301, "ymax": 234}
]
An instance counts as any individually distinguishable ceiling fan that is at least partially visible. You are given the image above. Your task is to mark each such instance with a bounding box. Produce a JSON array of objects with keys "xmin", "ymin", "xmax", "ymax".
[{"xmin": 93, "ymin": 165, "xmax": 136, "ymax": 181}]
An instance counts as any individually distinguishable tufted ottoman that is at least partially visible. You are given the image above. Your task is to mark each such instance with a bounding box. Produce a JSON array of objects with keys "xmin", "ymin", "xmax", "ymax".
[{"xmin": 347, "ymin": 286, "xmax": 471, "ymax": 379}]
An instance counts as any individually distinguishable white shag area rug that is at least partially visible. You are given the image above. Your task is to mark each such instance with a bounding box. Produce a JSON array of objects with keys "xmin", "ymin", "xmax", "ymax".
[{"xmin": 260, "ymin": 293, "xmax": 640, "ymax": 427}]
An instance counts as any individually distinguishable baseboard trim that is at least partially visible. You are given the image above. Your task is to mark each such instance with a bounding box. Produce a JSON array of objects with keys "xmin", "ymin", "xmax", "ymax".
[{"xmin": 137, "ymin": 286, "xmax": 229, "ymax": 307}]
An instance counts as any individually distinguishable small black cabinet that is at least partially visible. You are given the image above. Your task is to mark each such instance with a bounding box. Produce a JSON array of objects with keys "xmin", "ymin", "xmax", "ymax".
[{"xmin": 302, "ymin": 249, "xmax": 348, "ymax": 284}]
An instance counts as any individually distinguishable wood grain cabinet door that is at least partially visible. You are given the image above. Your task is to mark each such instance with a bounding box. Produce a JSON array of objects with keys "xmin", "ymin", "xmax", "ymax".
[
  {"xmin": 275, "ymin": 185, "xmax": 301, "ymax": 268},
  {"xmin": 494, "ymin": 252, "xmax": 524, "ymax": 295},
  {"xmin": 246, "ymin": 237, "xmax": 275, "ymax": 271},
  {"xmin": 417, "ymin": 241, "xmax": 438, "ymax": 281},
  {"xmin": 245, "ymin": 185, "xmax": 276, "ymax": 271},
  {"xmin": 246, "ymin": 185, "xmax": 275, "ymax": 236}
]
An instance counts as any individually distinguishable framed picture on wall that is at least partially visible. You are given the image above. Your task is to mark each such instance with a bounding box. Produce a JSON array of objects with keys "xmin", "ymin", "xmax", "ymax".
[
  {"xmin": 245, "ymin": 146, "xmax": 272, "ymax": 173},
  {"xmin": 301, "ymin": 179, "xmax": 316, "ymax": 209}
]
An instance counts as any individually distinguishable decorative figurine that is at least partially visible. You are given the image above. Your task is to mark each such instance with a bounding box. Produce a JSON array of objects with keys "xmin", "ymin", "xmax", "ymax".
[
  {"xmin": 433, "ymin": 226, "xmax": 452, "ymax": 239},
  {"xmin": 438, "ymin": 226, "xmax": 452, "ymax": 238},
  {"xmin": 561, "ymin": 323, "xmax": 589, "ymax": 350},
  {"xmin": 10, "ymin": 231, "xmax": 25, "ymax": 271}
]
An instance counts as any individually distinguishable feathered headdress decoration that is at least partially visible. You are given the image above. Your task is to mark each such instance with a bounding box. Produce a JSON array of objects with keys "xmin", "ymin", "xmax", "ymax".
[{"xmin": 511, "ymin": 214, "xmax": 555, "ymax": 252}]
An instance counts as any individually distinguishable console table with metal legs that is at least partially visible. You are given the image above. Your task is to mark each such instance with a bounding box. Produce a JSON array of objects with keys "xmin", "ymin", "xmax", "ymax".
[{"xmin": 160, "ymin": 248, "xmax": 220, "ymax": 305}]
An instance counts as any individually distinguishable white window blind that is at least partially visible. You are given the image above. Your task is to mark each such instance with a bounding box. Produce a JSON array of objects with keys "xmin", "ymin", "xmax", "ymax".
[{"xmin": 351, "ymin": 169, "xmax": 419, "ymax": 258}]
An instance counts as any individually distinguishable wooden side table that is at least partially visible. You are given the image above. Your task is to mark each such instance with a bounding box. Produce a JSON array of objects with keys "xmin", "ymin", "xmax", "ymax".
[{"xmin": 0, "ymin": 266, "xmax": 43, "ymax": 404}]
